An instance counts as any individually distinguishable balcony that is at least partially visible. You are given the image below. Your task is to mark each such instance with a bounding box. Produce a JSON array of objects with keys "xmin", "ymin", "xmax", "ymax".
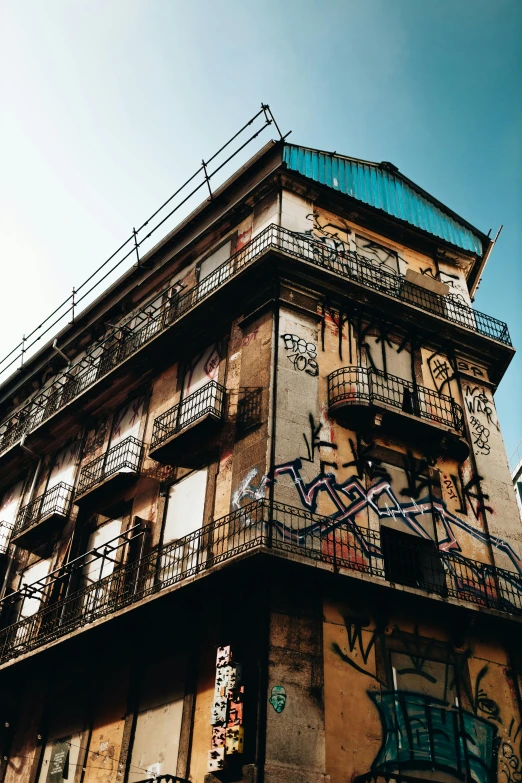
[
  {"xmin": 11, "ymin": 482, "xmax": 74, "ymax": 548},
  {"xmin": 149, "ymin": 381, "xmax": 225, "ymax": 467},
  {"xmin": 328, "ymin": 366, "xmax": 468, "ymax": 460},
  {"xmin": 0, "ymin": 225, "xmax": 511, "ymax": 464},
  {"xmin": 0, "ymin": 499, "xmax": 520, "ymax": 667},
  {"xmin": 75, "ymin": 436, "xmax": 144, "ymax": 512},
  {"xmin": 0, "ymin": 523, "xmax": 13, "ymax": 555}
]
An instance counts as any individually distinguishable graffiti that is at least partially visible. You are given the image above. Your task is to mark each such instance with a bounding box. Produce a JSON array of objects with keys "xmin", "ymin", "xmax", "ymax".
[
  {"xmin": 306, "ymin": 211, "xmax": 351, "ymax": 255},
  {"xmin": 281, "ymin": 334, "xmax": 319, "ymax": 376},
  {"xmin": 342, "ymin": 433, "xmax": 389, "ymax": 482},
  {"xmin": 269, "ymin": 685, "xmax": 287, "ymax": 713},
  {"xmin": 231, "ymin": 467, "xmax": 267, "ymax": 511},
  {"xmin": 470, "ymin": 415, "xmax": 491, "ymax": 456},
  {"xmin": 458, "ymin": 360, "xmax": 486, "ymax": 379},
  {"xmin": 319, "ymin": 299, "xmax": 349, "ymax": 361},
  {"xmin": 400, "ymin": 451, "xmax": 434, "ymax": 500},
  {"xmin": 452, "ymin": 470, "xmax": 494, "ymax": 521},
  {"xmin": 427, "ymin": 351, "xmax": 455, "ymax": 396},
  {"xmin": 301, "ymin": 413, "xmax": 338, "ymax": 471},
  {"xmin": 355, "ymin": 235, "xmax": 398, "ymax": 273},
  {"xmin": 442, "ymin": 473, "xmax": 459, "ymax": 501},
  {"xmin": 465, "ymin": 386, "xmax": 499, "ymax": 431},
  {"xmin": 242, "ymin": 328, "xmax": 259, "ymax": 347},
  {"xmin": 332, "ymin": 621, "xmax": 499, "ymax": 783}
]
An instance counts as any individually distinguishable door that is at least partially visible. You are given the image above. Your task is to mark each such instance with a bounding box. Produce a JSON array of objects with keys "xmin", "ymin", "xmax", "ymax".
[
  {"xmin": 198, "ymin": 240, "xmax": 232, "ymax": 299},
  {"xmin": 159, "ymin": 469, "xmax": 208, "ymax": 581},
  {"xmin": 107, "ymin": 397, "xmax": 144, "ymax": 476}
]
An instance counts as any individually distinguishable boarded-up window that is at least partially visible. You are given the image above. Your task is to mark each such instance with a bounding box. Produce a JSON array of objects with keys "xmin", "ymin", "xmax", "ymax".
[
  {"xmin": 163, "ymin": 469, "xmax": 208, "ymax": 545},
  {"xmin": 0, "ymin": 480, "xmax": 24, "ymax": 546},
  {"xmin": 110, "ymin": 398, "xmax": 144, "ymax": 447},
  {"xmin": 199, "ymin": 241, "xmax": 232, "ymax": 284},
  {"xmin": 127, "ymin": 657, "xmax": 185, "ymax": 783},
  {"xmin": 18, "ymin": 558, "xmax": 51, "ymax": 619},
  {"xmin": 159, "ymin": 469, "xmax": 208, "ymax": 581},
  {"xmin": 82, "ymin": 519, "xmax": 123, "ymax": 585},
  {"xmin": 47, "ymin": 443, "xmax": 79, "ymax": 492}
]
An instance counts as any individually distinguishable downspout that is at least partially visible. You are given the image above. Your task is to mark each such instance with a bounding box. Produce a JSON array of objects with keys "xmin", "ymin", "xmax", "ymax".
[{"xmin": 256, "ymin": 181, "xmax": 282, "ymax": 783}]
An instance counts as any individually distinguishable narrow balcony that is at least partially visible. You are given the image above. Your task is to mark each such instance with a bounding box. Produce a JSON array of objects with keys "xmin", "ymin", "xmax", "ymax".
[
  {"xmin": 75, "ymin": 436, "xmax": 144, "ymax": 512},
  {"xmin": 0, "ymin": 500, "xmax": 520, "ymax": 668},
  {"xmin": 11, "ymin": 482, "xmax": 74, "ymax": 548},
  {"xmin": 327, "ymin": 366, "xmax": 468, "ymax": 460},
  {"xmin": 149, "ymin": 381, "xmax": 225, "ymax": 467},
  {"xmin": 0, "ymin": 225, "xmax": 511, "ymax": 465}
]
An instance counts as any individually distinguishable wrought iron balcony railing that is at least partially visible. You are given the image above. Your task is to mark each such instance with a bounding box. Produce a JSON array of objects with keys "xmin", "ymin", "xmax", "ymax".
[
  {"xmin": 76, "ymin": 436, "xmax": 144, "ymax": 499},
  {"xmin": 0, "ymin": 500, "xmax": 520, "ymax": 666},
  {"xmin": 328, "ymin": 366, "xmax": 465, "ymax": 435},
  {"xmin": 0, "ymin": 224, "xmax": 510, "ymax": 459},
  {"xmin": 151, "ymin": 381, "xmax": 226, "ymax": 452},
  {"xmin": 12, "ymin": 482, "xmax": 74, "ymax": 540}
]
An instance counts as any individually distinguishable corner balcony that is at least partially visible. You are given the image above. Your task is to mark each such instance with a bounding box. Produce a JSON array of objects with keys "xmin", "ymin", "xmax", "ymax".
[
  {"xmin": 0, "ymin": 500, "xmax": 520, "ymax": 668},
  {"xmin": 328, "ymin": 366, "xmax": 468, "ymax": 460},
  {"xmin": 0, "ymin": 224, "xmax": 511, "ymax": 473},
  {"xmin": 149, "ymin": 381, "xmax": 225, "ymax": 467},
  {"xmin": 11, "ymin": 482, "xmax": 74, "ymax": 548},
  {"xmin": 75, "ymin": 436, "xmax": 144, "ymax": 512}
]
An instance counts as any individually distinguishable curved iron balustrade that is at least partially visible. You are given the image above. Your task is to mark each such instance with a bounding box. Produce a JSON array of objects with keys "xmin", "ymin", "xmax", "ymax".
[
  {"xmin": 328, "ymin": 366, "xmax": 465, "ymax": 434},
  {"xmin": 0, "ymin": 499, "xmax": 520, "ymax": 666},
  {"xmin": 12, "ymin": 481, "xmax": 74, "ymax": 539},
  {"xmin": 151, "ymin": 381, "xmax": 225, "ymax": 451},
  {"xmin": 77, "ymin": 436, "xmax": 144, "ymax": 498},
  {"xmin": 0, "ymin": 225, "xmax": 510, "ymax": 459}
]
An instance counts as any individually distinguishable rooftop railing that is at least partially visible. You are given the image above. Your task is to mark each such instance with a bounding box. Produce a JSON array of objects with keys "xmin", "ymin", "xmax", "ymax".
[
  {"xmin": 151, "ymin": 381, "xmax": 226, "ymax": 452},
  {"xmin": 0, "ymin": 499, "xmax": 520, "ymax": 666},
  {"xmin": 12, "ymin": 481, "xmax": 74, "ymax": 540},
  {"xmin": 76, "ymin": 436, "xmax": 143, "ymax": 499},
  {"xmin": 328, "ymin": 366, "xmax": 465, "ymax": 434},
  {"xmin": 0, "ymin": 225, "xmax": 510, "ymax": 459}
]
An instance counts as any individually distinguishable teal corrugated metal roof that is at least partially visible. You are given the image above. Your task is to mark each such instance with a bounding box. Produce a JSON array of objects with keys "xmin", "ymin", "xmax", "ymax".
[{"xmin": 283, "ymin": 144, "xmax": 483, "ymax": 255}]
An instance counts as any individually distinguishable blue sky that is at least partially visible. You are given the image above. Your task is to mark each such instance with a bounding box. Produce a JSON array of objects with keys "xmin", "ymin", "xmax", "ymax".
[{"xmin": 0, "ymin": 0, "xmax": 521, "ymax": 459}]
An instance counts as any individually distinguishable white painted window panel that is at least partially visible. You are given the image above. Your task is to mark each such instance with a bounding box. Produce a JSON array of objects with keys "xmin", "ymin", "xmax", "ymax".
[
  {"xmin": 110, "ymin": 397, "xmax": 144, "ymax": 447},
  {"xmin": 48, "ymin": 443, "xmax": 79, "ymax": 491},
  {"xmin": 199, "ymin": 241, "xmax": 232, "ymax": 282},
  {"xmin": 18, "ymin": 558, "xmax": 51, "ymax": 618},
  {"xmin": 163, "ymin": 469, "xmax": 207, "ymax": 544},
  {"xmin": 82, "ymin": 519, "xmax": 123, "ymax": 584},
  {"xmin": 0, "ymin": 480, "xmax": 23, "ymax": 526},
  {"xmin": 127, "ymin": 700, "xmax": 184, "ymax": 783}
]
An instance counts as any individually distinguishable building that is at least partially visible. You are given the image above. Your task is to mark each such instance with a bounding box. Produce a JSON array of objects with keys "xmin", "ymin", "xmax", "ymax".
[
  {"xmin": 512, "ymin": 442, "xmax": 522, "ymax": 519},
  {"xmin": 0, "ymin": 134, "xmax": 521, "ymax": 783}
]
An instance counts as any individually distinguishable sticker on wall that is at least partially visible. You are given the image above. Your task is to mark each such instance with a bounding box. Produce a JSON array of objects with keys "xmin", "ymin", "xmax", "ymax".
[
  {"xmin": 269, "ymin": 685, "xmax": 287, "ymax": 713},
  {"xmin": 208, "ymin": 645, "xmax": 244, "ymax": 772}
]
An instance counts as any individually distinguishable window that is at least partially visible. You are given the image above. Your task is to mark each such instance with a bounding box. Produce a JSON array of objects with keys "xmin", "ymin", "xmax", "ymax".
[
  {"xmin": 110, "ymin": 398, "xmax": 144, "ymax": 448},
  {"xmin": 15, "ymin": 558, "xmax": 51, "ymax": 627},
  {"xmin": 159, "ymin": 469, "xmax": 208, "ymax": 580},
  {"xmin": 381, "ymin": 526, "xmax": 445, "ymax": 593},
  {"xmin": 179, "ymin": 345, "xmax": 221, "ymax": 428},
  {"xmin": 198, "ymin": 240, "xmax": 232, "ymax": 298},
  {"xmin": 127, "ymin": 658, "xmax": 185, "ymax": 783},
  {"xmin": 0, "ymin": 480, "xmax": 24, "ymax": 549}
]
